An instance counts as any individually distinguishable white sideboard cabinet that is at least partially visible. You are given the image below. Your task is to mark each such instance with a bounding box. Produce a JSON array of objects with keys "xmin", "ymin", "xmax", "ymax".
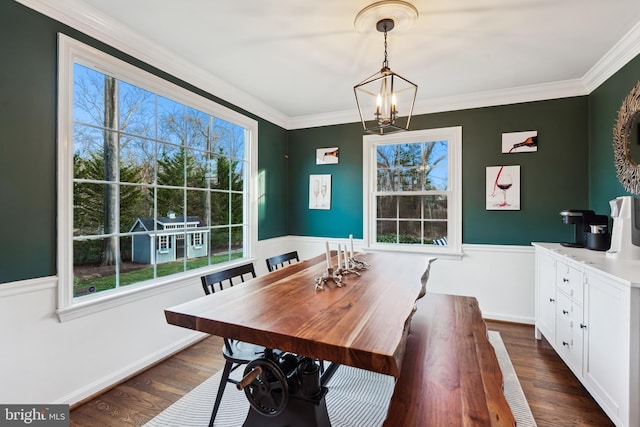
[{"xmin": 533, "ymin": 243, "xmax": 640, "ymax": 427}]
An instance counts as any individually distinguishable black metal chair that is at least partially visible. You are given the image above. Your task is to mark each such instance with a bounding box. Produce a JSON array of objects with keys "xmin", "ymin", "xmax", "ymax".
[
  {"xmin": 265, "ymin": 251, "xmax": 300, "ymax": 272},
  {"xmin": 200, "ymin": 263, "xmax": 267, "ymax": 426}
]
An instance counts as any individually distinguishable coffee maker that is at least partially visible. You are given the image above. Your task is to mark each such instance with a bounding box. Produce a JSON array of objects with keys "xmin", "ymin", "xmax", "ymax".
[
  {"xmin": 606, "ymin": 196, "xmax": 640, "ymax": 259},
  {"xmin": 559, "ymin": 209, "xmax": 610, "ymax": 250}
]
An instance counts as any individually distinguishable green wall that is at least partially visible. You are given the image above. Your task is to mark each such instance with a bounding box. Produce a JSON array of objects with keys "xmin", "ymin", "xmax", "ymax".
[
  {"xmin": 588, "ymin": 53, "xmax": 640, "ymax": 214},
  {"xmin": 3, "ymin": 0, "xmax": 636, "ymax": 284},
  {"xmin": 288, "ymin": 124, "xmax": 365, "ymax": 238},
  {"xmin": 289, "ymin": 97, "xmax": 590, "ymax": 245},
  {"xmin": 0, "ymin": 1, "xmax": 288, "ymax": 284}
]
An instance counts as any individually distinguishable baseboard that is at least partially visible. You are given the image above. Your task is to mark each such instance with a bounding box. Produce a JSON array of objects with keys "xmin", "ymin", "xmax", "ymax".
[
  {"xmin": 60, "ymin": 331, "xmax": 205, "ymax": 406},
  {"xmin": 483, "ymin": 312, "xmax": 535, "ymax": 325}
]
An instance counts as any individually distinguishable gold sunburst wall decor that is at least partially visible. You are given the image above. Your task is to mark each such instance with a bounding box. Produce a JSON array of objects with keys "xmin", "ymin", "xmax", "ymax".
[{"xmin": 613, "ymin": 80, "xmax": 640, "ymax": 194}]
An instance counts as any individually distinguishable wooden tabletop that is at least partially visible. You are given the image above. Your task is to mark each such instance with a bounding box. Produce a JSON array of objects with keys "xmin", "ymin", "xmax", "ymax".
[{"xmin": 165, "ymin": 251, "xmax": 432, "ymax": 377}]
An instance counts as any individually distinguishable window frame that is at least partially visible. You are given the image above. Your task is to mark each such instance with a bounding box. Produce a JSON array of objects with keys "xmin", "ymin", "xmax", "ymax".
[
  {"xmin": 56, "ymin": 34, "xmax": 258, "ymax": 320},
  {"xmin": 362, "ymin": 127, "xmax": 462, "ymax": 257}
]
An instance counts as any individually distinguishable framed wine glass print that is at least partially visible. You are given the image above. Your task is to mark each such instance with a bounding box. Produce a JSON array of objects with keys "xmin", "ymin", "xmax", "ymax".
[
  {"xmin": 486, "ymin": 165, "xmax": 520, "ymax": 210},
  {"xmin": 502, "ymin": 130, "xmax": 537, "ymax": 153},
  {"xmin": 316, "ymin": 147, "xmax": 339, "ymax": 164},
  {"xmin": 309, "ymin": 174, "xmax": 331, "ymax": 210}
]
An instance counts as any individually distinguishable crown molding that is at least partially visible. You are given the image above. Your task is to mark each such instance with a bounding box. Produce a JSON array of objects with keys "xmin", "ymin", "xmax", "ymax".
[
  {"xmin": 14, "ymin": 0, "xmax": 291, "ymax": 129},
  {"xmin": 289, "ymin": 79, "xmax": 588, "ymax": 129},
  {"xmin": 412, "ymin": 79, "xmax": 589, "ymax": 115},
  {"xmin": 583, "ymin": 20, "xmax": 640, "ymax": 93},
  {"xmin": 14, "ymin": 0, "xmax": 640, "ymax": 131}
]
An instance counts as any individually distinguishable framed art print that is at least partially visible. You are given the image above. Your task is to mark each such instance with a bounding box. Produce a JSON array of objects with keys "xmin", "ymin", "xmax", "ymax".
[
  {"xmin": 486, "ymin": 165, "xmax": 520, "ymax": 210},
  {"xmin": 502, "ymin": 131, "xmax": 537, "ymax": 153},
  {"xmin": 309, "ymin": 174, "xmax": 331, "ymax": 209},
  {"xmin": 316, "ymin": 147, "xmax": 339, "ymax": 164}
]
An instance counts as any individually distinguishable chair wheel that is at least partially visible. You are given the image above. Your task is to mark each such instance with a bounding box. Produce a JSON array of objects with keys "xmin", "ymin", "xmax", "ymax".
[{"xmin": 242, "ymin": 358, "xmax": 289, "ymax": 417}]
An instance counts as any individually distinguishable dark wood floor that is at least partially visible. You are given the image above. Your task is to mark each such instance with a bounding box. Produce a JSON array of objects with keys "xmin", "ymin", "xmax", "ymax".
[
  {"xmin": 487, "ymin": 321, "xmax": 614, "ymax": 427},
  {"xmin": 70, "ymin": 321, "xmax": 614, "ymax": 427}
]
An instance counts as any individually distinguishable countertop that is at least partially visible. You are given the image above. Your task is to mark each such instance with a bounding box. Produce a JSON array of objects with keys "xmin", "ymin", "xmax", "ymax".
[{"xmin": 532, "ymin": 242, "xmax": 640, "ymax": 288}]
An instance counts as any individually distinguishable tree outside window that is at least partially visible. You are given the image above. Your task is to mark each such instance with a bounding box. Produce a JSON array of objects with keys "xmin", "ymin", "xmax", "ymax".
[
  {"xmin": 71, "ymin": 63, "xmax": 249, "ymax": 297},
  {"xmin": 363, "ymin": 127, "xmax": 462, "ymax": 255}
]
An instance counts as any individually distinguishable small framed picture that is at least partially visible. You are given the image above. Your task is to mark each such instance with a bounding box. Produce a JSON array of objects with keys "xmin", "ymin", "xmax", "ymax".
[
  {"xmin": 502, "ymin": 131, "xmax": 537, "ymax": 153},
  {"xmin": 309, "ymin": 174, "xmax": 331, "ymax": 209},
  {"xmin": 316, "ymin": 147, "xmax": 339, "ymax": 164}
]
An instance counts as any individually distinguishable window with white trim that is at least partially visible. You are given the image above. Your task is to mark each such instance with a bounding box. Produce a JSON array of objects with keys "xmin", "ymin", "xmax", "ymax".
[
  {"xmin": 158, "ymin": 235, "xmax": 170, "ymax": 252},
  {"xmin": 57, "ymin": 35, "xmax": 257, "ymax": 311},
  {"xmin": 363, "ymin": 127, "xmax": 462, "ymax": 255}
]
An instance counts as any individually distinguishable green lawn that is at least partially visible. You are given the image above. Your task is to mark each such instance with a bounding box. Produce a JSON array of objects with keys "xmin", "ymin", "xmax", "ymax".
[{"xmin": 74, "ymin": 252, "xmax": 243, "ymax": 295}]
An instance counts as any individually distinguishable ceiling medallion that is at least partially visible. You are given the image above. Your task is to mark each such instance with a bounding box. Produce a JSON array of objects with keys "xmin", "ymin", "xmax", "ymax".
[{"xmin": 354, "ymin": 0, "xmax": 419, "ymax": 34}]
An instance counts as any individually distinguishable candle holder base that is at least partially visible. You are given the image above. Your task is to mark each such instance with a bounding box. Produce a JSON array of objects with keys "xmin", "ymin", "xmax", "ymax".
[
  {"xmin": 349, "ymin": 257, "xmax": 370, "ymax": 271},
  {"xmin": 338, "ymin": 265, "xmax": 360, "ymax": 277},
  {"xmin": 315, "ymin": 268, "xmax": 343, "ymax": 290}
]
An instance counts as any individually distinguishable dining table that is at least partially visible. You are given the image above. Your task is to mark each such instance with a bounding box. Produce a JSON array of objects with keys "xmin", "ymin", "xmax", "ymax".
[{"xmin": 164, "ymin": 250, "xmax": 433, "ymax": 426}]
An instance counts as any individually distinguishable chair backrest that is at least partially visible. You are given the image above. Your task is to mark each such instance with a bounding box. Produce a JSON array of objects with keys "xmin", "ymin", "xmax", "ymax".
[
  {"xmin": 265, "ymin": 251, "xmax": 300, "ymax": 272},
  {"xmin": 201, "ymin": 263, "xmax": 256, "ymax": 295}
]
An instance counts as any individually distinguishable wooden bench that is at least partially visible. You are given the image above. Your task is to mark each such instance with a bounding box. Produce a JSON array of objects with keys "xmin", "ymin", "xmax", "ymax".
[{"xmin": 383, "ymin": 293, "xmax": 516, "ymax": 427}]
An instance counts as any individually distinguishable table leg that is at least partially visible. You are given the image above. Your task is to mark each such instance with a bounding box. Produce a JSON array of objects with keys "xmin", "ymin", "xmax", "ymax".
[
  {"xmin": 242, "ymin": 388, "xmax": 331, "ymax": 427},
  {"xmin": 320, "ymin": 362, "xmax": 340, "ymax": 387}
]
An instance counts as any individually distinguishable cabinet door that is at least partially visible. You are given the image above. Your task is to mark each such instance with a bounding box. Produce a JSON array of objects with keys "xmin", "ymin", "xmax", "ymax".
[
  {"xmin": 535, "ymin": 250, "xmax": 556, "ymax": 341},
  {"xmin": 584, "ymin": 273, "xmax": 629, "ymax": 425}
]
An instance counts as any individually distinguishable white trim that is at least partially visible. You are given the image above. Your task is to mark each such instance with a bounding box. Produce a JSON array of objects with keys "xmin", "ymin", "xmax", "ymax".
[
  {"xmin": 291, "ymin": 79, "xmax": 588, "ymax": 129},
  {"xmin": 15, "ymin": 0, "xmax": 640, "ymax": 131},
  {"xmin": 55, "ymin": 257, "xmax": 257, "ymax": 322},
  {"xmin": 362, "ymin": 127, "xmax": 463, "ymax": 256},
  {"xmin": 54, "ymin": 331, "xmax": 205, "ymax": 404},
  {"xmin": 57, "ymin": 33, "xmax": 75, "ymax": 310},
  {"xmin": 462, "ymin": 243, "xmax": 534, "ymax": 254},
  {"xmin": 583, "ymin": 20, "xmax": 640, "ymax": 93},
  {"xmin": 0, "ymin": 276, "xmax": 57, "ymax": 298},
  {"xmin": 56, "ymin": 34, "xmax": 258, "ymax": 318},
  {"xmin": 482, "ymin": 311, "xmax": 534, "ymax": 325}
]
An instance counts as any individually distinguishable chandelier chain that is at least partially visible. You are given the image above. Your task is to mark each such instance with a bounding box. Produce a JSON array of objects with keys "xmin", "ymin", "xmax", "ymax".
[{"xmin": 382, "ymin": 26, "xmax": 389, "ymax": 69}]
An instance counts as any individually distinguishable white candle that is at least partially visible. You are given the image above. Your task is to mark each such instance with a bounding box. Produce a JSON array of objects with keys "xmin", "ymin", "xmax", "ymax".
[
  {"xmin": 344, "ymin": 245, "xmax": 349, "ymax": 268},
  {"xmin": 325, "ymin": 241, "xmax": 331, "ymax": 269},
  {"xmin": 337, "ymin": 244, "xmax": 342, "ymax": 269},
  {"xmin": 349, "ymin": 234, "xmax": 354, "ymax": 258}
]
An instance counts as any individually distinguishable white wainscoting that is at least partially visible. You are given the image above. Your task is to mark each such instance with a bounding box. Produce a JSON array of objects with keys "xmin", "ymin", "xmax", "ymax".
[
  {"xmin": 286, "ymin": 236, "xmax": 535, "ymax": 324},
  {"xmin": 0, "ymin": 237, "xmax": 533, "ymax": 406}
]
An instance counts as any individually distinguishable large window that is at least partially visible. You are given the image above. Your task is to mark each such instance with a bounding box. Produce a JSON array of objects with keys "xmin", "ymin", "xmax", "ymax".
[
  {"xmin": 363, "ymin": 127, "xmax": 462, "ymax": 255},
  {"xmin": 57, "ymin": 35, "xmax": 257, "ymax": 315}
]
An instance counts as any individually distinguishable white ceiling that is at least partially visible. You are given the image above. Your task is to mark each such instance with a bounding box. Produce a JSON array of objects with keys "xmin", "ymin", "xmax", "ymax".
[{"xmin": 18, "ymin": 0, "xmax": 640, "ymax": 128}]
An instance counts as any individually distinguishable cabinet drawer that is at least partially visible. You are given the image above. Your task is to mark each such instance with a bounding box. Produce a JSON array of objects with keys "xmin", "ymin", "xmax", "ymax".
[
  {"xmin": 556, "ymin": 292, "xmax": 584, "ymax": 374},
  {"xmin": 556, "ymin": 262, "xmax": 584, "ymax": 303}
]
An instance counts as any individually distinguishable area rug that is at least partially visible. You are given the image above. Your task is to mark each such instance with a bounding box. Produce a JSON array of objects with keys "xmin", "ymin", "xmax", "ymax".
[{"xmin": 145, "ymin": 331, "xmax": 536, "ymax": 426}]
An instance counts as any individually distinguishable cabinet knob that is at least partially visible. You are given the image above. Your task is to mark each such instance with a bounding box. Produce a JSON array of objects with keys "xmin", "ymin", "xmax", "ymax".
[
  {"xmin": 563, "ymin": 277, "xmax": 569, "ymax": 283},
  {"xmin": 580, "ymin": 323, "xmax": 587, "ymax": 329},
  {"xmin": 562, "ymin": 309, "xmax": 569, "ymax": 315},
  {"xmin": 549, "ymin": 298, "xmax": 555, "ymax": 302},
  {"xmin": 562, "ymin": 341, "xmax": 569, "ymax": 346}
]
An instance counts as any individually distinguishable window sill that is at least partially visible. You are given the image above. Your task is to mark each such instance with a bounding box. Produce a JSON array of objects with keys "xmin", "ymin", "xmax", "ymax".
[
  {"xmin": 56, "ymin": 258, "xmax": 255, "ymax": 322},
  {"xmin": 363, "ymin": 244, "xmax": 464, "ymax": 260}
]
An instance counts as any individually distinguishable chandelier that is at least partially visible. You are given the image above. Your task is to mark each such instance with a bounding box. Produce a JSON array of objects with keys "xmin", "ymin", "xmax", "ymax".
[{"xmin": 354, "ymin": 1, "xmax": 419, "ymax": 135}]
